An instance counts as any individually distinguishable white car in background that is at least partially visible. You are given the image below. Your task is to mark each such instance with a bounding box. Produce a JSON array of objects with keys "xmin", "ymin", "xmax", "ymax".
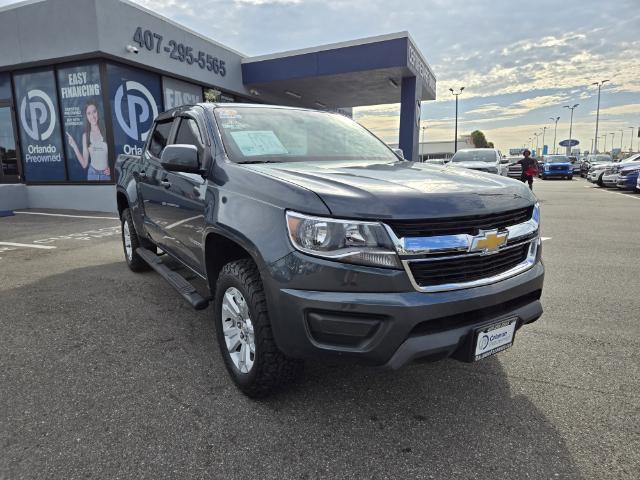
[
  {"xmin": 602, "ymin": 154, "xmax": 640, "ymax": 187},
  {"xmin": 446, "ymin": 148, "xmax": 509, "ymax": 176}
]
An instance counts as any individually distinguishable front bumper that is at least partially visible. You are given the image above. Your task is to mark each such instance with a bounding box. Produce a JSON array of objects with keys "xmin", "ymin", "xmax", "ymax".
[
  {"xmin": 587, "ymin": 171, "xmax": 603, "ymax": 182},
  {"xmin": 264, "ymin": 253, "xmax": 544, "ymax": 368},
  {"xmin": 617, "ymin": 175, "xmax": 639, "ymax": 190},
  {"xmin": 542, "ymin": 170, "xmax": 571, "ymax": 177},
  {"xmin": 602, "ymin": 174, "xmax": 619, "ymax": 186}
]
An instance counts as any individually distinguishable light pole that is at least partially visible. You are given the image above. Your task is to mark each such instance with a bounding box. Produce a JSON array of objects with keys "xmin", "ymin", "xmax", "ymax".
[
  {"xmin": 610, "ymin": 132, "xmax": 615, "ymax": 154},
  {"xmin": 628, "ymin": 127, "xmax": 635, "ymax": 153},
  {"xmin": 619, "ymin": 129, "xmax": 624, "ymax": 152},
  {"xmin": 592, "ymin": 79, "xmax": 609, "ymax": 155},
  {"xmin": 534, "ymin": 132, "xmax": 541, "ymax": 157},
  {"xmin": 564, "ymin": 104, "xmax": 579, "ymax": 155},
  {"xmin": 550, "ymin": 116, "xmax": 560, "ymax": 154},
  {"xmin": 603, "ymin": 134, "xmax": 607, "ymax": 153},
  {"xmin": 449, "ymin": 87, "xmax": 464, "ymax": 153},
  {"xmin": 541, "ymin": 126, "xmax": 548, "ymax": 155},
  {"xmin": 529, "ymin": 137, "xmax": 533, "ymax": 150}
]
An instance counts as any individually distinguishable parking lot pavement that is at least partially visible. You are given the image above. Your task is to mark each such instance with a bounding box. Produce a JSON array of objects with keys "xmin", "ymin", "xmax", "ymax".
[{"xmin": 1, "ymin": 180, "xmax": 638, "ymax": 480}]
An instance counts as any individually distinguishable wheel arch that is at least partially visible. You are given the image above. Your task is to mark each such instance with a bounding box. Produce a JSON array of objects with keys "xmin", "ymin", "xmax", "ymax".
[
  {"xmin": 204, "ymin": 229, "xmax": 265, "ymax": 294},
  {"xmin": 116, "ymin": 188, "xmax": 129, "ymax": 218}
]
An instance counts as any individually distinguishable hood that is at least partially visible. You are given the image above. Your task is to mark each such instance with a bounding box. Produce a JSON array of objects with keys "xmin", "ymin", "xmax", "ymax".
[
  {"xmin": 592, "ymin": 162, "xmax": 614, "ymax": 170},
  {"xmin": 620, "ymin": 162, "xmax": 640, "ymax": 174},
  {"xmin": 243, "ymin": 160, "xmax": 534, "ymax": 219},
  {"xmin": 447, "ymin": 161, "xmax": 497, "ymax": 170},
  {"xmin": 544, "ymin": 162, "xmax": 572, "ymax": 167}
]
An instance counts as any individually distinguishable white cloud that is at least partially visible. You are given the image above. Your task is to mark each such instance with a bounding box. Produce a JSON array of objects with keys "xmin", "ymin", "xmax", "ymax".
[{"xmin": 590, "ymin": 104, "xmax": 640, "ymax": 116}]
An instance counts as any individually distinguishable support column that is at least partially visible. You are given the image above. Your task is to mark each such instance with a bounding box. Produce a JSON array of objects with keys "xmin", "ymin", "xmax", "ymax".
[{"xmin": 399, "ymin": 76, "xmax": 421, "ymax": 161}]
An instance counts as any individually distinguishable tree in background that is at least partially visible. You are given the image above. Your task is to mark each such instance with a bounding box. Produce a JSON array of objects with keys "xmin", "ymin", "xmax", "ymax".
[{"xmin": 471, "ymin": 130, "xmax": 493, "ymax": 148}]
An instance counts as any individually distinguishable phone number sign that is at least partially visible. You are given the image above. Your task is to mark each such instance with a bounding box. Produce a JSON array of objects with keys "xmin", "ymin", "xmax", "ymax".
[{"xmin": 132, "ymin": 27, "xmax": 227, "ymax": 77}]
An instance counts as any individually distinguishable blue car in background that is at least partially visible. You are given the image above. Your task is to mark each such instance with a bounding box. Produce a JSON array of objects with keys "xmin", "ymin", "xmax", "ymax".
[
  {"xmin": 617, "ymin": 163, "xmax": 640, "ymax": 191},
  {"xmin": 539, "ymin": 155, "xmax": 573, "ymax": 180}
]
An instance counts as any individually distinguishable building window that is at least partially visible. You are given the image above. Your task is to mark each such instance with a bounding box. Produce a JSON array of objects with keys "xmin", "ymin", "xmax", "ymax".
[
  {"xmin": 57, "ymin": 63, "xmax": 109, "ymax": 182},
  {"xmin": 13, "ymin": 69, "xmax": 67, "ymax": 182}
]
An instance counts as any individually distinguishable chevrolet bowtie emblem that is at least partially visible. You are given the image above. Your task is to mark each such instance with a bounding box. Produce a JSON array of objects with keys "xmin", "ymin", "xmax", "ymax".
[{"xmin": 470, "ymin": 229, "xmax": 508, "ymax": 253}]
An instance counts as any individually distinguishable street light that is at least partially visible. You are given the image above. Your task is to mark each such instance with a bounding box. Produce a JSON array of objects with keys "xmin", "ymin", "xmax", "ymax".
[
  {"xmin": 628, "ymin": 127, "xmax": 635, "ymax": 153},
  {"xmin": 609, "ymin": 132, "xmax": 615, "ymax": 154},
  {"xmin": 449, "ymin": 87, "xmax": 464, "ymax": 153},
  {"xmin": 564, "ymin": 104, "xmax": 579, "ymax": 155},
  {"xmin": 534, "ymin": 132, "xmax": 541, "ymax": 157},
  {"xmin": 550, "ymin": 116, "xmax": 560, "ymax": 154},
  {"xmin": 602, "ymin": 134, "xmax": 608, "ymax": 153},
  {"xmin": 541, "ymin": 126, "xmax": 548, "ymax": 155},
  {"xmin": 619, "ymin": 129, "xmax": 624, "ymax": 152},
  {"xmin": 592, "ymin": 80, "xmax": 609, "ymax": 154}
]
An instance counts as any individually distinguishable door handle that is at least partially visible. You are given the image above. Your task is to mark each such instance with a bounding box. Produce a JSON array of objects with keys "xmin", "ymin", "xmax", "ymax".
[{"xmin": 160, "ymin": 178, "xmax": 171, "ymax": 188}]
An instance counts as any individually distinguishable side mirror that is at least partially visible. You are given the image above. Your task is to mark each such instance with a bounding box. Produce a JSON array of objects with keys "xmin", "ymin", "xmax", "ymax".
[
  {"xmin": 160, "ymin": 144, "xmax": 201, "ymax": 173},
  {"xmin": 391, "ymin": 148, "xmax": 405, "ymax": 160},
  {"xmin": 500, "ymin": 158, "xmax": 509, "ymax": 164}
]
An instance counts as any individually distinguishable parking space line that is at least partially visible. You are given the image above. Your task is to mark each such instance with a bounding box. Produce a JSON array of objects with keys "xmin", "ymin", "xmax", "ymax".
[
  {"xmin": 15, "ymin": 211, "xmax": 119, "ymax": 220},
  {"xmin": 0, "ymin": 242, "xmax": 56, "ymax": 250}
]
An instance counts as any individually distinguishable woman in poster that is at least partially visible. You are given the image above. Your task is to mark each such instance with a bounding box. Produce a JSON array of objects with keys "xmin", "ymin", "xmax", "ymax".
[{"xmin": 66, "ymin": 100, "xmax": 110, "ymax": 181}]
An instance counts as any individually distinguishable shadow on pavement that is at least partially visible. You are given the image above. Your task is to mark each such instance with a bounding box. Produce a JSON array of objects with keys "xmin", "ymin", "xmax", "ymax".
[{"xmin": 1, "ymin": 262, "xmax": 582, "ymax": 479}]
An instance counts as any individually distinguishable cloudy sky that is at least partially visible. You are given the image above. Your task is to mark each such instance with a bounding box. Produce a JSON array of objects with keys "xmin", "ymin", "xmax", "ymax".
[{"xmin": 4, "ymin": 0, "xmax": 638, "ymax": 152}]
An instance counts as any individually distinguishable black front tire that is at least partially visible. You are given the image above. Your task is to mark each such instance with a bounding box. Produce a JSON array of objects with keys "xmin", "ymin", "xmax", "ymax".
[
  {"xmin": 214, "ymin": 259, "xmax": 301, "ymax": 397},
  {"xmin": 121, "ymin": 208, "xmax": 152, "ymax": 272}
]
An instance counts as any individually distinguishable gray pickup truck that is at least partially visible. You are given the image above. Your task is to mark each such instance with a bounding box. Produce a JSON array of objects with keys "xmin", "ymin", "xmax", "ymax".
[{"xmin": 115, "ymin": 103, "xmax": 544, "ymax": 397}]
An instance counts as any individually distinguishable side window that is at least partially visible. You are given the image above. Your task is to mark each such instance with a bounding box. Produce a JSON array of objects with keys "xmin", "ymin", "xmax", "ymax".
[
  {"xmin": 173, "ymin": 118, "xmax": 204, "ymax": 160},
  {"xmin": 148, "ymin": 120, "xmax": 174, "ymax": 158}
]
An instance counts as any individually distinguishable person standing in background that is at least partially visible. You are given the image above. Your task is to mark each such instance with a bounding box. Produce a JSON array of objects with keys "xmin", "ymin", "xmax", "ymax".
[{"xmin": 518, "ymin": 149, "xmax": 537, "ymax": 190}]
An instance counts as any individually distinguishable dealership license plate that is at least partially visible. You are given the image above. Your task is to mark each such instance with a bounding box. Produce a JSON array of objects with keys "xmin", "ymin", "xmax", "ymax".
[{"xmin": 474, "ymin": 319, "xmax": 517, "ymax": 361}]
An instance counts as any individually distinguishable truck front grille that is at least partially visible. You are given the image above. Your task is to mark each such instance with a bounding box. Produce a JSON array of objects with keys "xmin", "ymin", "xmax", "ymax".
[
  {"xmin": 407, "ymin": 243, "xmax": 530, "ymax": 288},
  {"xmin": 549, "ymin": 165, "xmax": 564, "ymax": 171},
  {"xmin": 386, "ymin": 206, "xmax": 533, "ymax": 238}
]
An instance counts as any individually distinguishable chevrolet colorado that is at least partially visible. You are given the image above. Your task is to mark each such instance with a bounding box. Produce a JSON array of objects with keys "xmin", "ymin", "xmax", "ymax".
[{"xmin": 115, "ymin": 103, "xmax": 544, "ymax": 397}]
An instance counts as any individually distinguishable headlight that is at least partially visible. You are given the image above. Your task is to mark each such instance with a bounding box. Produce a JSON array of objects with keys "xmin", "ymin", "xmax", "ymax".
[
  {"xmin": 286, "ymin": 211, "xmax": 401, "ymax": 269},
  {"xmin": 532, "ymin": 202, "xmax": 540, "ymax": 226}
]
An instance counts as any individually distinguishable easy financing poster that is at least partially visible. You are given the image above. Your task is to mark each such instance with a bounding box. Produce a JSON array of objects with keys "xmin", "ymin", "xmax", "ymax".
[{"xmin": 58, "ymin": 64, "xmax": 110, "ymax": 181}]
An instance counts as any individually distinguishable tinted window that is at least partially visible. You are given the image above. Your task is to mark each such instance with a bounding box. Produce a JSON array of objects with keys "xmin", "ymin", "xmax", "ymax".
[
  {"xmin": 174, "ymin": 117, "xmax": 204, "ymax": 160},
  {"xmin": 175, "ymin": 118, "xmax": 202, "ymax": 145},
  {"xmin": 148, "ymin": 120, "xmax": 173, "ymax": 158}
]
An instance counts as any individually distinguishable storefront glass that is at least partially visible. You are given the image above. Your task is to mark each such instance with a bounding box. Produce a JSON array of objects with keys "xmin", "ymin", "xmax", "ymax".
[
  {"xmin": 57, "ymin": 63, "xmax": 109, "ymax": 181},
  {"xmin": 13, "ymin": 70, "xmax": 67, "ymax": 182},
  {"xmin": 106, "ymin": 63, "xmax": 163, "ymax": 160}
]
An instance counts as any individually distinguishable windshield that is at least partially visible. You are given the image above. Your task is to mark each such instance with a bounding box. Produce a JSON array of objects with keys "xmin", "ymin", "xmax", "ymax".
[
  {"xmin": 450, "ymin": 150, "xmax": 497, "ymax": 163},
  {"xmin": 214, "ymin": 106, "xmax": 397, "ymax": 163},
  {"xmin": 546, "ymin": 155, "xmax": 569, "ymax": 163}
]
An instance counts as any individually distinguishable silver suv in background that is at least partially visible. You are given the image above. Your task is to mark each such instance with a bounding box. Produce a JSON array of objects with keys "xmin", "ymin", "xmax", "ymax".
[
  {"xmin": 446, "ymin": 148, "xmax": 509, "ymax": 176},
  {"xmin": 602, "ymin": 153, "xmax": 640, "ymax": 187}
]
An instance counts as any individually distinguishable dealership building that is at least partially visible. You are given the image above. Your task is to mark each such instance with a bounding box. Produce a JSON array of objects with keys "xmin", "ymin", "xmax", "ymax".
[{"xmin": 0, "ymin": 0, "xmax": 436, "ymax": 212}]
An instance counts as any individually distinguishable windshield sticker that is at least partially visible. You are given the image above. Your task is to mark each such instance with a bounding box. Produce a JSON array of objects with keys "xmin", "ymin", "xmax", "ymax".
[
  {"xmin": 217, "ymin": 109, "xmax": 240, "ymax": 119},
  {"xmin": 220, "ymin": 118, "xmax": 249, "ymax": 129},
  {"xmin": 230, "ymin": 130, "xmax": 289, "ymax": 156}
]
